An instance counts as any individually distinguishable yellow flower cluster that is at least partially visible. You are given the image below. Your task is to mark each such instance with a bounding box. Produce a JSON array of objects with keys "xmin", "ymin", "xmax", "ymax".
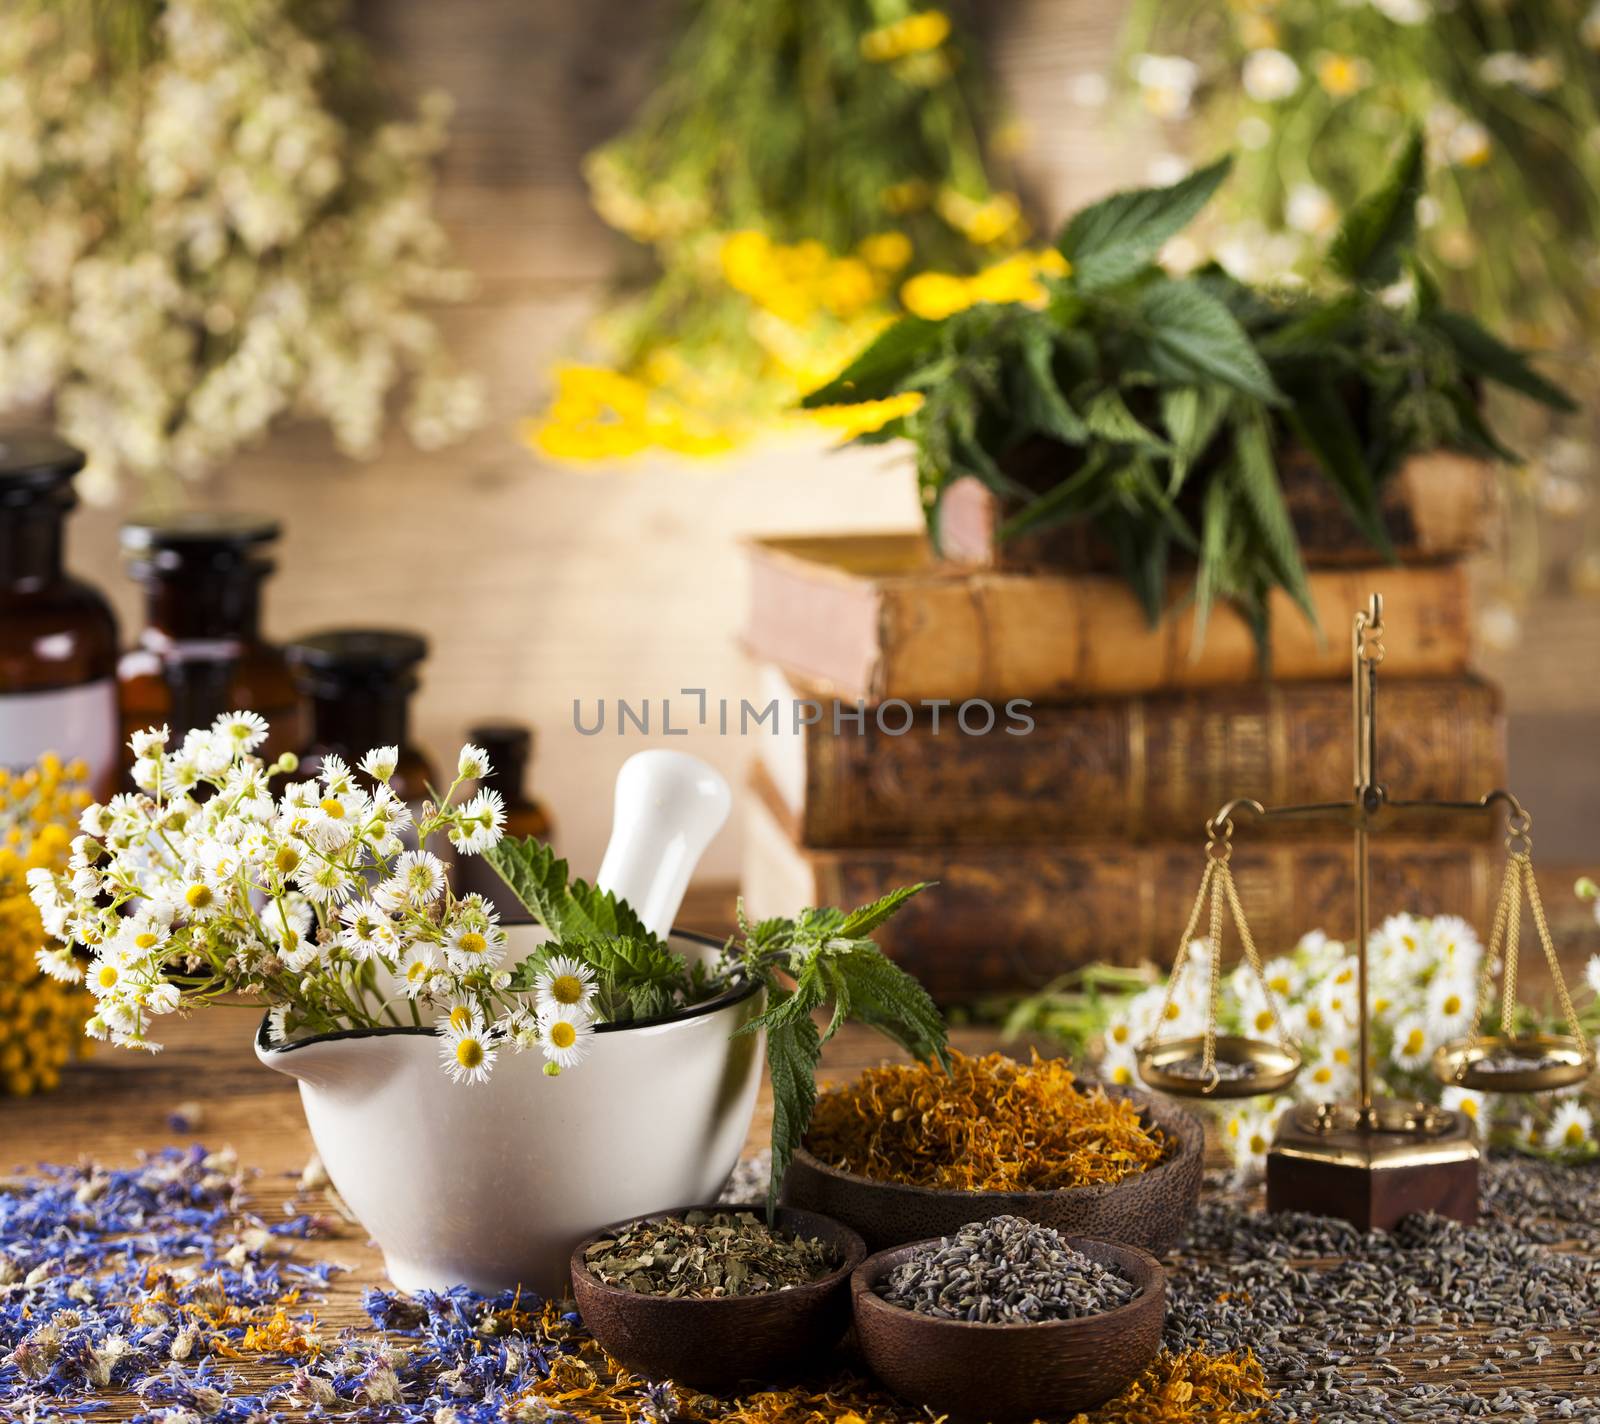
[
  {"xmin": 0, "ymin": 754, "xmax": 94, "ymax": 1097},
  {"xmin": 808, "ymin": 391, "xmax": 926, "ymax": 439},
  {"xmin": 900, "ymin": 248, "xmax": 1070, "ymax": 319},
  {"xmin": 860, "ymin": 10, "xmax": 950, "ymax": 63},
  {"xmin": 528, "ymin": 366, "xmax": 736, "ymax": 463},
  {"xmin": 721, "ymin": 229, "xmax": 908, "ymax": 325}
]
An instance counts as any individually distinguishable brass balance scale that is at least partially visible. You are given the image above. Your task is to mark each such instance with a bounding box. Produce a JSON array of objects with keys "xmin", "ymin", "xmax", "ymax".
[{"xmin": 1137, "ymin": 594, "xmax": 1593, "ymax": 1229}]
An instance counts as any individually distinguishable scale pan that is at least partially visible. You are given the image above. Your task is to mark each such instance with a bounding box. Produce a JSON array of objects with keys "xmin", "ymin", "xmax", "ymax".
[
  {"xmin": 1137, "ymin": 1035, "xmax": 1302, "ymax": 1099},
  {"xmin": 1432, "ymin": 1033, "xmax": 1592, "ymax": 1094}
]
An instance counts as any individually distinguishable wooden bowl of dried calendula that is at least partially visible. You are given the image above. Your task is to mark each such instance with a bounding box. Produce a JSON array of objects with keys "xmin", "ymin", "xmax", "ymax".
[
  {"xmin": 851, "ymin": 1217, "xmax": 1166, "ymax": 1422},
  {"xmin": 781, "ymin": 1052, "xmax": 1204, "ymax": 1255},
  {"xmin": 569, "ymin": 1204, "xmax": 866, "ymax": 1390}
]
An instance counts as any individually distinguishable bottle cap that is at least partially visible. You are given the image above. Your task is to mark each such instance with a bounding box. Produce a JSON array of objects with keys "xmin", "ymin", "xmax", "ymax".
[
  {"xmin": 121, "ymin": 511, "xmax": 281, "ymax": 574},
  {"xmin": 467, "ymin": 722, "xmax": 533, "ymax": 764},
  {"xmin": 287, "ymin": 629, "xmax": 429, "ymax": 696},
  {"xmin": 0, "ymin": 431, "xmax": 87, "ymax": 507}
]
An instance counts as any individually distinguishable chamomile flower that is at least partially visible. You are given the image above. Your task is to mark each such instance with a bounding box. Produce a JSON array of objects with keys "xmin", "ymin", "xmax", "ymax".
[
  {"xmin": 365, "ymin": 785, "xmax": 412, "ymax": 856},
  {"xmin": 213, "ymin": 710, "xmax": 269, "ymax": 754},
  {"xmin": 377, "ymin": 850, "xmax": 448, "ymax": 910},
  {"xmin": 400, "ymin": 942, "xmax": 440, "ymax": 998},
  {"xmin": 129, "ymin": 725, "xmax": 170, "ymax": 759},
  {"xmin": 35, "ymin": 945, "xmax": 82, "ymax": 983},
  {"xmin": 458, "ymin": 744, "xmax": 491, "ymax": 781},
  {"xmin": 1441, "ymin": 1085, "xmax": 1486, "ymax": 1133},
  {"xmin": 534, "ymin": 955, "xmax": 597, "ymax": 1017},
  {"xmin": 296, "ymin": 856, "xmax": 359, "ymax": 905},
  {"xmin": 359, "ymin": 746, "xmax": 399, "ymax": 783},
  {"xmin": 539, "ymin": 1006, "xmax": 594, "ymax": 1071},
  {"xmin": 1425, "ymin": 975, "xmax": 1476, "ymax": 1040},
  {"xmin": 440, "ymin": 1014, "xmax": 496, "ymax": 1085},
  {"xmin": 1546, "ymin": 1100, "xmax": 1596, "ymax": 1155},
  {"xmin": 317, "ymin": 754, "xmax": 358, "ymax": 797},
  {"xmin": 337, "ymin": 899, "xmax": 395, "ymax": 961},
  {"xmin": 448, "ymin": 789, "xmax": 505, "ymax": 855},
  {"xmin": 443, "ymin": 920, "xmax": 507, "ymax": 972},
  {"xmin": 1392, "ymin": 1013, "xmax": 1433, "ymax": 1072},
  {"xmin": 304, "ymin": 789, "xmax": 367, "ymax": 853}
]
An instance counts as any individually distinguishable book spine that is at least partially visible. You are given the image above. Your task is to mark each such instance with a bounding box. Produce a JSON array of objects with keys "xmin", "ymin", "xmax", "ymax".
[
  {"xmin": 779, "ymin": 679, "xmax": 1503, "ymax": 847},
  {"xmin": 760, "ymin": 839, "xmax": 1495, "ymax": 1001}
]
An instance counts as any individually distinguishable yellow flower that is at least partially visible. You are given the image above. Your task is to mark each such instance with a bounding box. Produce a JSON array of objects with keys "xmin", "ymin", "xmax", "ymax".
[
  {"xmin": 900, "ymin": 271, "xmax": 972, "ymax": 319},
  {"xmin": 858, "ymin": 231, "xmax": 914, "ymax": 272},
  {"xmin": 860, "ymin": 10, "xmax": 951, "ymax": 63},
  {"xmin": 938, "ymin": 189, "xmax": 1024, "ymax": 246},
  {"xmin": 1315, "ymin": 52, "xmax": 1368, "ymax": 98},
  {"xmin": 807, "ymin": 391, "xmax": 925, "ymax": 438},
  {"xmin": 818, "ymin": 257, "xmax": 879, "ymax": 317}
]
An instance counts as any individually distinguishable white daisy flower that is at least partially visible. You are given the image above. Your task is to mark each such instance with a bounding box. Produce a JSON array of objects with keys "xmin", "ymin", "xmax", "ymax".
[
  {"xmin": 1442, "ymin": 1085, "xmax": 1486, "ymax": 1133},
  {"xmin": 1426, "ymin": 915, "xmax": 1480, "ymax": 971},
  {"xmin": 498, "ymin": 1007, "xmax": 541, "ymax": 1049},
  {"xmin": 359, "ymin": 746, "xmax": 399, "ymax": 783},
  {"xmin": 318, "ymin": 754, "xmax": 357, "ymax": 796},
  {"xmin": 1425, "ymin": 975, "xmax": 1476, "ymax": 1041},
  {"xmin": 443, "ymin": 920, "xmax": 507, "ymax": 972},
  {"xmin": 296, "ymin": 857, "xmax": 359, "ymax": 905},
  {"xmin": 458, "ymin": 744, "xmax": 492, "ymax": 780},
  {"xmin": 1391, "ymin": 1013, "xmax": 1433, "ymax": 1072},
  {"xmin": 377, "ymin": 850, "xmax": 448, "ymax": 910},
  {"xmin": 448, "ymin": 788, "xmax": 505, "ymax": 855},
  {"xmin": 213, "ymin": 710, "xmax": 270, "ymax": 753},
  {"xmin": 400, "ymin": 942, "xmax": 440, "ymax": 999},
  {"xmin": 337, "ymin": 899, "xmax": 395, "ymax": 961},
  {"xmin": 304, "ymin": 789, "xmax": 368, "ymax": 853},
  {"xmin": 129, "ymin": 725, "xmax": 170, "ymax": 758},
  {"xmin": 440, "ymin": 1014, "xmax": 496, "ymax": 1085},
  {"xmin": 539, "ymin": 1005, "xmax": 594, "ymax": 1071},
  {"xmin": 35, "ymin": 945, "xmax": 82, "ymax": 983},
  {"xmin": 534, "ymin": 954, "xmax": 597, "ymax": 1018},
  {"xmin": 144, "ymin": 981, "xmax": 181, "ymax": 1015},
  {"xmin": 1242, "ymin": 48, "xmax": 1300, "ymax": 103},
  {"xmin": 1546, "ymin": 1100, "xmax": 1595, "ymax": 1154}
]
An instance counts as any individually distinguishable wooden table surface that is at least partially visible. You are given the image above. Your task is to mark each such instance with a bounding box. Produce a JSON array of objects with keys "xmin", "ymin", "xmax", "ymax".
[{"xmin": 4, "ymin": 886, "xmax": 1597, "ymax": 1419}]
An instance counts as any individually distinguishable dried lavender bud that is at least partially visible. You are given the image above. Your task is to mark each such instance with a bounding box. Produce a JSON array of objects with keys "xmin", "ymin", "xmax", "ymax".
[
  {"xmin": 879, "ymin": 1215, "xmax": 1136, "ymax": 1324},
  {"xmin": 583, "ymin": 1209, "xmax": 836, "ymax": 1299}
]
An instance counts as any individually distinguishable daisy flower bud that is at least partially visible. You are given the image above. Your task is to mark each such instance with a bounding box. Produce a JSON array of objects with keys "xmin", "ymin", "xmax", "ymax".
[
  {"xmin": 359, "ymin": 745, "xmax": 399, "ymax": 783},
  {"xmin": 457, "ymin": 744, "xmax": 491, "ymax": 780}
]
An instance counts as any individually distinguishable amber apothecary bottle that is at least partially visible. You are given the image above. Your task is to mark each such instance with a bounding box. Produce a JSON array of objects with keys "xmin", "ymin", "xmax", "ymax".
[
  {"xmin": 456, "ymin": 722, "xmax": 555, "ymax": 914},
  {"xmin": 118, "ymin": 512, "xmax": 303, "ymax": 766},
  {"xmin": 286, "ymin": 630, "xmax": 438, "ymax": 804},
  {"xmin": 0, "ymin": 432, "xmax": 119, "ymax": 797}
]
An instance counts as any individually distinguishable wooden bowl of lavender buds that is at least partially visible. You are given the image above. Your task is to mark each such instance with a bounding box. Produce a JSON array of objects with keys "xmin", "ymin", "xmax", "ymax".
[
  {"xmin": 850, "ymin": 1215, "xmax": 1166, "ymax": 1422},
  {"xmin": 570, "ymin": 1204, "xmax": 866, "ymax": 1391}
]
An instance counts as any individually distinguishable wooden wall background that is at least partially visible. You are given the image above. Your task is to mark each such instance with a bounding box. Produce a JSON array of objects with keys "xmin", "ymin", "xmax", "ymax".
[{"xmin": 65, "ymin": 0, "xmax": 1599, "ymax": 881}]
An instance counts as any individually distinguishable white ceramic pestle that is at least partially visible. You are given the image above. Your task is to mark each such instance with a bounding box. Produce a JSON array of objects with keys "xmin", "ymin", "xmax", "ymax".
[{"xmin": 594, "ymin": 750, "xmax": 732, "ymax": 940}]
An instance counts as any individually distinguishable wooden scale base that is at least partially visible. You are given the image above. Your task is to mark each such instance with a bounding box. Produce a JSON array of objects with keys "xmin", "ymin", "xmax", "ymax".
[{"xmin": 1266, "ymin": 1098, "xmax": 1479, "ymax": 1231}]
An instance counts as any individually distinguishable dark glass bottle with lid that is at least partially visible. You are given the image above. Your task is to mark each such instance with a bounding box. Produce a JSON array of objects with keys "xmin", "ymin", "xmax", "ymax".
[
  {"xmin": 455, "ymin": 721, "xmax": 555, "ymax": 914},
  {"xmin": 118, "ymin": 512, "xmax": 303, "ymax": 766},
  {"xmin": 285, "ymin": 630, "xmax": 438, "ymax": 804},
  {"xmin": 0, "ymin": 431, "xmax": 119, "ymax": 797}
]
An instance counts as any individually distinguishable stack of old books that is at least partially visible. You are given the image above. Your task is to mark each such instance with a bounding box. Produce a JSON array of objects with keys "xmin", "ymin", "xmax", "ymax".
[{"xmin": 739, "ymin": 463, "xmax": 1504, "ymax": 1000}]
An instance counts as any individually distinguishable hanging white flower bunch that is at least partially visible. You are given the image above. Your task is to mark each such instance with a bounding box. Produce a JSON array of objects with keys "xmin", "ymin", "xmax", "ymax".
[{"xmin": 0, "ymin": 0, "xmax": 483, "ymax": 500}]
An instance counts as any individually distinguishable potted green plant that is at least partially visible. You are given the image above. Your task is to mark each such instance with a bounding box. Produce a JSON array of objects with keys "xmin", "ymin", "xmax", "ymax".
[{"xmin": 801, "ymin": 134, "xmax": 1573, "ymax": 652}]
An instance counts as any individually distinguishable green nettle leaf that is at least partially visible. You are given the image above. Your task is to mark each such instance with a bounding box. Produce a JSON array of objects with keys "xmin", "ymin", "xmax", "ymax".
[
  {"xmin": 763, "ymin": 1010, "xmax": 821, "ymax": 1216},
  {"xmin": 1160, "ymin": 385, "xmax": 1230, "ymax": 492},
  {"xmin": 1012, "ymin": 324, "xmax": 1088, "ymax": 444},
  {"xmin": 1082, "ymin": 388, "xmax": 1170, "ymax": 451},
  {"xmin": 1285, "ymin": 387, "xmax": 1396, "ymax": 561},
  {"xmin": 799, "ymin": 316, "xmax": 945, "ymax": 407},
  {"xmin": 1427, "ymin": 311, "xmax": 1577, "ymax": 413},
  {"xmin": 1328, "ymin": 129, "xmax": 1424, "ymax": 288},
  {"xmin": 1230, "ymin": 412, "xmax": 1316, "ymax": 626},
  {"xmin": 483, "ymin": 837, "xmax": 653, "ymax": 942},
  {"xmin": 1137, "ymin": 280, "xmax": 1283, "ymax": 405},
  {"xmin": 838, "ymin": 881, "xmax": 934, "ymax": 937},
  {"xmin": 1192, "ymin": 470, "xmax": 1234, "ymax": 654},
  {"xmin": 1058, "ymin": 156, "xmax": 1232, "ymax": 293}
]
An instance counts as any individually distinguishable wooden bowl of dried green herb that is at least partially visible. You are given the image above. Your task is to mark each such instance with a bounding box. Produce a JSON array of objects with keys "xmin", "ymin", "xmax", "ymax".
[
  {"xmin": 781, "ymin": 1052, "xmax": 1203, "ymax": 1255},
  {"xmin": 851, "ymin": 1217, "xmax": 1166, "ymax": 1422},
  {"xmin": 569, "ymin": 1204, "xmax": 866, "ymax": 1391}
]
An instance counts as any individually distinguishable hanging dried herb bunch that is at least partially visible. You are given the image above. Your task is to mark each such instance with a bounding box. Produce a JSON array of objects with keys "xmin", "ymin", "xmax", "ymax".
[{"xmin": 804, "ymin": 1049, "xmax": 1166, "ymax": 1191}]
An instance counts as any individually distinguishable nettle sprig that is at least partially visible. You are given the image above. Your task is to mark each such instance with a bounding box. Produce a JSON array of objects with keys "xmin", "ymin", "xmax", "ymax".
[{"xmin": 721, "ymin": 885, "xmax": 950, "ymax": 1213}]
